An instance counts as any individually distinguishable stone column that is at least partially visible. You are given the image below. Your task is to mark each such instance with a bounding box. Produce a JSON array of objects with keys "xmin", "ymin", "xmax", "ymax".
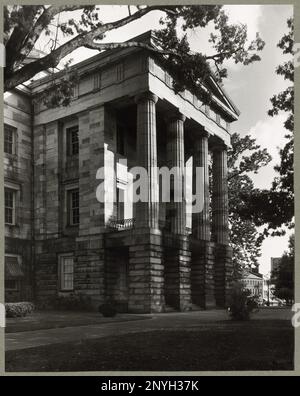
[
  {"xmin": 191, "ymin": 129, "xmax": 215, "ymax": 308},
  {"xmin": 212, "ymin": 143, "xmax": 229, "ymax": 245},
  {"xmin": 192, "ymin": 129, "xmax": 210, "ymax": 240},
  {"xmin": 163, "ymin": 112, "xmax": 191, "ymax": 311},
  {"xmin": 212, "ymin": 143, "xmax": 232, "ymax": 307},
  {"xmin": 165, "ymin": 112, "xmax": 186, "ymax": 235},
  {"xmin": 135, "ymin": 92, "xmax": 159, "ymax": 229},
  {"xmin": 128, "ymin": 93, "xmax": 164, "ymax": 313}
]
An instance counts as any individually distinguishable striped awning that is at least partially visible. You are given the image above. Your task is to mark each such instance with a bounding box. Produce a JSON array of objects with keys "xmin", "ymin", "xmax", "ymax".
[{"xmin": 5, "ymin": 256, "xmax": 24, "ymax": 279}]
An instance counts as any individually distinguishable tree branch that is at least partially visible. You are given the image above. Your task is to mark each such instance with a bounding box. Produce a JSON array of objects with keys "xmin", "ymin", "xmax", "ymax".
[
  {"xmin": 17, "ymin": 6, "xmax": 84, "ymax": 67},
  {"xmin": 84, "ymin": 39, "xmax": 176, "ymax": 56},
  {"xmin": 205, "ymin": 47, "xmax": 242, "ymax": 61},
  {"xmin": 5, "ymin": 5, "xmax": 174, "ymax": 91}
]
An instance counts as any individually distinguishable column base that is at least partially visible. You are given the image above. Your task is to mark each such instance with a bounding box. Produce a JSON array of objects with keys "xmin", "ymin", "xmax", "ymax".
[
  {"xmin": 128, "ymin": 229, "xmax": 164, "ymax": 313},
  {"xmin": 163, "ymin": 234, "xmax": 192, "ymax": 312},
  {"xmin": 191, "ymin": 240, "xmax": 216, "ymax": 309},
  {"xmin": 214, "ymin": 243, "xmax": 233, "ymax": 308}
]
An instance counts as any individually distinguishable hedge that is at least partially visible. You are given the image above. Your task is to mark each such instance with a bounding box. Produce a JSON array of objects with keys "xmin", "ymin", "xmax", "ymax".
[{"xmin": 5, "ymin": 302, "xmax": 35, "ymax": 318}]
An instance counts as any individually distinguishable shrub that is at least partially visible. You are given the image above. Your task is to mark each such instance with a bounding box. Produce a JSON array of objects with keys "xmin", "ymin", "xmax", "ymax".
[
  {"xmin": 227, "ymin": 281, "xmax": 259, "ymax": 321},
  {"xmin": 98, "ymin": 302, "xmax": 117, "ymax": 317},
  {"xmin": 5, "ymin": 302, "xmax": 35, "ymax": 318}
]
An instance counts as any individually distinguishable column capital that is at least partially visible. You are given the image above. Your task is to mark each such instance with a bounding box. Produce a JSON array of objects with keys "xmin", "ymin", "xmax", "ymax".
[
  {"xmin": 135, "ymin": 91, "xmax": 158, "ymax": 105},
  {"xmin": 201, "ymin": 128, "xmax": 210, "ymax": 139},
  {"xmin": 190, "ymin": 126, "xmax": 210, "ymax": 140},
  {"xmin": 211, "ymin": 141, "xmax": 228, "ymax": 152},
  {"xmin": 165, "ymin": 111, "xmax": 186, "ymax": 124}
]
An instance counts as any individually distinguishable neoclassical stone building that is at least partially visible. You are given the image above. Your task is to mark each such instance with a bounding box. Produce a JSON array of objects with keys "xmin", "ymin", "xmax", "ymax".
[{"xmin": 4, "ymin": 31, "xmax": 239, "ymax": 312}]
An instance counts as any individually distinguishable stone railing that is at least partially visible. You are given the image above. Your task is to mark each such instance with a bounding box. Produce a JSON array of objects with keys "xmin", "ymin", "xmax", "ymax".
[{"xmin": 107, "ymin": 218, "xmax": 136, "ymax": 231}]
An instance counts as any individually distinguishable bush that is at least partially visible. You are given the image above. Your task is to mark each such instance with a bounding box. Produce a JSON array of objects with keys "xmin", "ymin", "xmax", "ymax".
[
  {"xmin": 43, "ymin": 293, "xmax": 92, "ymax": 311},
  {"xmin": 227, "ymin": 281, "xmax": 259, "ymax": 321},
  {"xmin": 98, "ymin": 302, "xmax": 117, "ymax": 317},
  {"xmin": 5, "ymin": 302, "xmax": 35, "ymax": 318}
]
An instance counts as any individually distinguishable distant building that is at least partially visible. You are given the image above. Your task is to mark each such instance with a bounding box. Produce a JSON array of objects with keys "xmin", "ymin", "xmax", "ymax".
[{"xmin": 241, "ymin": 271, "xmax": 264, "ymax": 304}]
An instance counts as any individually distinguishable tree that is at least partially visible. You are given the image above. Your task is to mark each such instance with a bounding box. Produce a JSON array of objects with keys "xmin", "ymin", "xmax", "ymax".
[
  {"xmin": 268, "ymin": 18, "xmax": 294, "ymax": 227},
  {"xmin": 4, "ymin": 5, "xmax": 265, "ymax": 104},
  {"xmin": 271, "ymin": 234, "xmax": 294, "ymax": 305},
  {"xmin": 241, "ymin": 18, "xmax": 294, "ymax": 235},
  {"xmin": 227, "ymin": 133, "xmax": 272, "ymax": 278}
]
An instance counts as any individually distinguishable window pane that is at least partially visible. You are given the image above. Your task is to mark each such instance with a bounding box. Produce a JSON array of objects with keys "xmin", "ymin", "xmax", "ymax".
[
  {"xmin": 61, "ymin": 257, "xmax": 74, "ymax": 290},
  {"xmin": 5, "ymin": 189, "xmax": 14, "ymax": 224},
  {"xmin": 69, "ymin": 189, "xmax": 79, "ymax": 225},
  {"xmin": 4, "ymin": 125, "xmax": 14, "ymax": 155},
  {"xmin": 67, "ymin": 126, "xmax": 79, "ymax": 156}
]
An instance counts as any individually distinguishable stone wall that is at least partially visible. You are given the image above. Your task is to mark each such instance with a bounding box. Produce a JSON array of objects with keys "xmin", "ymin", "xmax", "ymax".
[{"xmin": 4, "ymin": 90, "xmax": 33, "ymax": 302}]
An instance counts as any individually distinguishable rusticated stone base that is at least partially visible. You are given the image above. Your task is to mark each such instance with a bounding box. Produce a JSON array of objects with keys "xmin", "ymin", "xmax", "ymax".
[
  {"xmin": 191, "ymin": 240, "xmax": 216, "ymax": 309},
  {"xmin": 128, "ymin": 229, "xmax": 165, "ymax": 313},
  {"xmin": 214, "ymin": 244, "xmax": 233, "ymax": 308},
  {"xmin": 163, "ymin": 234, "xmax": 192, "ymax": 311}
]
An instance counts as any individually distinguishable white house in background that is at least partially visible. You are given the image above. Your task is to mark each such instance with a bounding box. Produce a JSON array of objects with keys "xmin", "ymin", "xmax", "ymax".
[{"xmin": 241, "ymin": 271, "xmax": 264, "ymax": 304}]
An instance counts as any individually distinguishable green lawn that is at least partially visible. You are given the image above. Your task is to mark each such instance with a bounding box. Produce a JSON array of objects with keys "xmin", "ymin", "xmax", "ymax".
[{"xmin": 6, "ymin": 319, "xmax": 294, "ymax": 372}]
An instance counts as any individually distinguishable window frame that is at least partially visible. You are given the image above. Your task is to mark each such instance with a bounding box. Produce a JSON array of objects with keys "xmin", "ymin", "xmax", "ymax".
[
  {"xmin": 116, "ymin": 123, "xmax": 125, "ymax": 156},
  {"xmin": 116, "ymin": 186, "xmax": 125, "ymax": 221},
  {"xmin": 66, "ymin": 125, "xmax": 79, "ymax": 157},
  {"xmin": 4, "ymin": 124, "xmax": 16, "ymax": 155},
  {"xmin": 5, "ymin": 187, "xmax": 16, "ymax": 225},
  {"xmin": 67, "ymin": 188, "xmax": 80, "ymax": 226},
  {"xmin": 59, "ymin": 254, "xmax": 74, "ymax": 292}
]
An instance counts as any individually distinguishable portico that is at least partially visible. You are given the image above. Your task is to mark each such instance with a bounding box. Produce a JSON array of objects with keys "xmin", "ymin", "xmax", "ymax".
[
  {"xmin": 28, "ymin": 31, "xmax": 238, "ymax": 313},
  {"xmin": 104, "ymin": 85, "xmax": 233, "ymax": 313}
]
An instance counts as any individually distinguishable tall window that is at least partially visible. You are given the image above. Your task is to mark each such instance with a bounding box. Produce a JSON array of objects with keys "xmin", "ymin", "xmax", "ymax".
[
  {"xmin": 68, "ymin": 189, "xmax": 79, "ymax": 225},
  {"xmin": 117, "ymin": 187, "xmax": 125, "ymax": 220},
  {"xmin": 67, "ymin": 126, "xmax": 79, "ymax": 156},
  {"xmin": 60, "ymin": 256, "xmax": 74, "ymax": 291},
  {"xmin": 116, "ymin": 124, "xmax": 125, "ymax": 155},
  {"xmin": 4, "ymin": 124, "xmax": 16, "ymax": 155},
  {"xmin": 5, "ymin": 188, "xmax": 15, "ymax": 225}
]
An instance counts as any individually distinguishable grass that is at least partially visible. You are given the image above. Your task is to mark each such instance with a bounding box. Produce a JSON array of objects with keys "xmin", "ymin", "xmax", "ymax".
[
  {"xmin": 6, "ymin": 319, "xmax": 294, "ymax": 372},
  {"xmin": 6, "ymin": 311, "xmax": 147, "ymax": 333}
]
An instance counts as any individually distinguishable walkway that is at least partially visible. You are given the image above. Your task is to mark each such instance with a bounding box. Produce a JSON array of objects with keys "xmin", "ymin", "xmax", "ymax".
[{"xmin": 5, "ymin": 308, "xmax": 291, "ymax": 351}]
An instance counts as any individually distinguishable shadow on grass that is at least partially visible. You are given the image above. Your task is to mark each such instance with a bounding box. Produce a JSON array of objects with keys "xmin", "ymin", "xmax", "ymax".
[{"xmin": 6, "ymin": 319, "xmax": 294, "ymax": 372}]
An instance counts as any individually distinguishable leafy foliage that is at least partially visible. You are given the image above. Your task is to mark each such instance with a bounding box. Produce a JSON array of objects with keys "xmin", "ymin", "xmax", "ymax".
[
  {"xmin": 5, "ymin": 302, "xmax": 35, "ymax": 318},
  {"xmin": 242, "ymin": 18, "xmax": 294, "ymax": 235},
  {"xmin": 4, "ymin": 4, "xmax": 265, "ymax": 102},
  {"xmin": 227, "ymin": 133, "xmax": 272, "ymax": 277},
  {"xmin": 98, "ymin": 303, "xmax": 117, "ymax": 317},
  {"xmin": 227, "ymin": 281, "xmax": 259, "ymax": 321},
  {"xmin": 271, "ymin": 234, "xmax": 294, "ymax": 304}
]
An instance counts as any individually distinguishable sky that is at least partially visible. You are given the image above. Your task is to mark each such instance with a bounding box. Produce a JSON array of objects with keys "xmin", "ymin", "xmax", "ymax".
[{"xmin": 36, "ymin": 5, "xmax": 294, "ymax": 275}]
